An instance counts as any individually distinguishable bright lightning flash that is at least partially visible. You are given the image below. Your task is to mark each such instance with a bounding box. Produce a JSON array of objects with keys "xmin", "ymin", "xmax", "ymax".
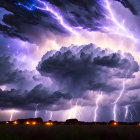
[
  {"xmin": 94, "ymin": 92, "xmax": 103, "ymax": 122},
  {"xmin": 68, "ymin": 100, "xmax": 78, "ymax": 119},
  {"xmin": 113, "ymin": 78, "xmax": 125, "ymax": 121},
  {"xmin": 34, "ymin": 104, "xmax": 39, "ymax": 118},
  {"xmin": 124, "ymin": 105, "xmax": 129, "ymax": 120},
  {"xmin": 103, "ymin": 0, "xmax": 138, "ymax": 43},
  {"xmin": 6, "ymin": 109, "xmax": 20, "ymax": 121}
]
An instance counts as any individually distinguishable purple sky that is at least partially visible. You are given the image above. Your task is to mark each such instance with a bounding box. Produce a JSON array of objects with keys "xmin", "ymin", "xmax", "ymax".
[{"xmin": 0, "ymin": 0, "xmax": 140, "ymax": 122}]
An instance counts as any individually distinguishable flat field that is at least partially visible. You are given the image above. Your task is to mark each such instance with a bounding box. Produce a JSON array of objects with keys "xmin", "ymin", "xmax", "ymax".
[{"xmin": 0, "ymin": 125, "xmax": 139, "ymax": 140}]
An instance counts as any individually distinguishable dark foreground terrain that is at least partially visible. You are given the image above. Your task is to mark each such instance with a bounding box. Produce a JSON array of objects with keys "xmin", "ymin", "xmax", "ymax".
[{"xmin": 0, "ymin": 125, "xmax": 140, "ymax": 140}]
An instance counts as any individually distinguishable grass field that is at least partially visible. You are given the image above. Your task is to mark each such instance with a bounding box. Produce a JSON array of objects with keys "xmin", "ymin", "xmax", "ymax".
[{"xmin": 0, "ymin": 125, "xmax": 139, "ymax": 140}]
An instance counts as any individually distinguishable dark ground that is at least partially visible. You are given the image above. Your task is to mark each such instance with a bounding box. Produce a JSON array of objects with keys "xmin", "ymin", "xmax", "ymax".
[{"xmin": 0, "ymin": 125, "xmax": 140, "ymax": 140}]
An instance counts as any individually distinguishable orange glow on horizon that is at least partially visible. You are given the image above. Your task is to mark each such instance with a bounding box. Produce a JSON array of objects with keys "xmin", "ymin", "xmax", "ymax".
[
  {"xmin": 6, "ymin": 121, "xmax": 9, "ymax": 124},
  {"xmin": 25, "ymin": 121, "xmax": 30, "ymax": 125},
  {"xmin": 113, "ymin": 122, "xmax": 118, "ymax": 126},
  {"xmin": 13, "ymin": 121, "xmax": 18, "ymax": 125},
  {"xmin": 45, "ymin": 122, "xmax": 53, "ymax": 126},
  {"xmin": 32, "ymin": 121, "xmax": 37, "ymax": 125}
]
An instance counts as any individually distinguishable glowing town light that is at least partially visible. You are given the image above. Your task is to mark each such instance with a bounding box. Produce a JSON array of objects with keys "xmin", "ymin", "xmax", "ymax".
[
  {"xmin": 113, "ymin": 78, "xmax": 126, "ymax": 121},
  {"xmin": 25, "ymin": 121, "xmax": 30, "ymax": 125},
  {"xmin": 103, "ymin": 0, "xmax": 138, "ymax": 43},
  {"xmin": 5, "ymin": 109, "xmax": 20, "ymax": 121},
  {"xmin": 94, "ymin": 92, "xmax": 103, "ymax": 122},
  {"xmin": 45, "ymin": 121, "xmax": 53, "ymax": 126},
  {"xmin": 17, "ymin": 0, "xmax": 78, "ymax": 34},
  {"xmin": 13, "ymin": 121, "xmax": 18, "ymax": 125},
  {"xmin": 113, "ymin": 122, "xmax": 118, "ymax": 126},
  {"xmin": 34, "ymin": 104, "xmax": 39, "ymax": 118},
  {"xmin": 32, "ymin": 121, "xmax": 37, "ymax": 125}
]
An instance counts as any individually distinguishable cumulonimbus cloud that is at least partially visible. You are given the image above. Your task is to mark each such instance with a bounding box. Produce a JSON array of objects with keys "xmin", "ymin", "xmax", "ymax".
[
  {"xmin": 38, "ymin": 43, "xmax": 139, "ymax": 94},
  {"xmin": 0, "ymin": 43, "xmax": 139, "ymax": 111}
]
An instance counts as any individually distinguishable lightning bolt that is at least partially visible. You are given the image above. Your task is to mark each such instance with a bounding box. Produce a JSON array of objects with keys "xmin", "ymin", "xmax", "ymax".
[
  {"xmin": 124, "ymin": 105, "xmax": 129, "ymax": 121},
  {"xmin": 17, "ymin": 0, "xmax": 77, "ymax": 34},
  {"xmin": 45, "ymin": 110, "xmax": 53, "ymax": 120},
  {"xmin": 113, "ymin": 78, "xmax": 126, "ymax": 121},
  {"xmin": 103, "ymin": 0, "xmax": 138, "ymax": 43},
  {"xmin": 94, "ymin": 92, "xmax": 103, "ymax": 122},
  {"xmin": 68, "ymin": 100, "xmax": 78, "ymax": 119},
  {"xmin": 5, "ymin": 110, "xmax": 20, "ymax": 121},
  {"xmin": 49, "ymin": 111, "xmax": 53, "ymax": 120},
  {"xmin": 10, "ymin": 112, "xmax": 13, "ymax": 121},
  {"xmin": 34, "ymin": 104, "xmax": 39, "ymax": 118}
]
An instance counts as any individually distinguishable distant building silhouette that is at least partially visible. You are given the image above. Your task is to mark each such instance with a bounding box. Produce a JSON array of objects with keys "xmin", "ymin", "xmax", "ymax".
[{"xmin": 65, "ymin": 119, "xmax": 79, "ymax": 124}]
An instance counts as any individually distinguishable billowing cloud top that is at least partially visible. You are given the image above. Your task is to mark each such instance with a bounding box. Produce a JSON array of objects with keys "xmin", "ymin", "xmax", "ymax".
[
  {"xmin": 38, "ymin": 44, "xmax": 139, "ymax": 94},
  {"xmin": 0, "ymin": 44, "xmax": 139, "ymax": 113}
]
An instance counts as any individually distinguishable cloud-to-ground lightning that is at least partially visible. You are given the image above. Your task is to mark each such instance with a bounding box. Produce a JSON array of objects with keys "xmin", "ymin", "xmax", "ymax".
[
  {"xmin": 124, "ymin": 105, "xmax": 129, "ymax": 121},
  {"xmin": 6, "ymin": 110, "xmax": 20, "ymax": 121},
  {"xmin": 103, "ymin": 0, "xmax": 138, "ymax": 43},
  {"xmin": 49, "ymin": 111, "xmax": 53, "ymax": 120},
  {"xmin": 68, "ymin": 100, "xmax": 78, "ymax": 119},
  {"xmin": 17, "ymin": 0, "xmax": 77, "ymax": 34},
  {"xmin": 113, "ymin": 78, "xmax": 126, "ymax": 121},
  {"xmin": 46, "ymin": 110, "xmax": 53, "ymax": 120},
  {"xmin": 34, "ymin": 104, "xmax": 39, "ymax": 118},
  {"xmin": 94, "ymin": 92, "xmax": 103, "ymax": 122}
]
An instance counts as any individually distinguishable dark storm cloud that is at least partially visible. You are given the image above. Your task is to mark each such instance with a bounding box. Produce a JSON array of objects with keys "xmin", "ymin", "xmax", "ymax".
[
  {"xmin": 0, "ymin": 0, "xmax": 107, "ymax": 43},
  {"xmin": 48, "ymin": 0, "xmax": 106, "ymax": 31},
  {"xmin": 37, "ymin": 44, "xmax": 139, "ymax": 94},
  {"xmin": 116, "ymin": 0, "xmax": 140, "ymax": 17},
  {"xmin": 0, "ymin": 55, "xmax": 24, "ymax": 85},
  {"xmin": 0, "ymin": 84, "xmax": 72, "ymax": 111},
  {"xmin": 0, "ymin": 0, "xmax": 67, "ymax": 44},
  {"xmin": 0, "ymin": 54, "xmax": 41, "ymax": 90},
  {"xmin": 115, "ymin": 0, "xmax": 137, "ymax": 15}
]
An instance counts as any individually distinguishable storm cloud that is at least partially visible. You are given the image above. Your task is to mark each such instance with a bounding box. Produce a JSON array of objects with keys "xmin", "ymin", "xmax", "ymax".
[
  {"xmin": 0, "ymin": 84, "xmax": 72, "ymax": 111},
  {"xmin": 0, "ymin": 55, "xmax": 24, "ymax": 85},
  {"xmin": 38, "ymin": 44, "xmax": 139, "ymax": 95},
  {"xmin": 0, "ymin": 44, "xmax": 139, "ymax": 112},
  {"xmin": 0, "ymin": 0, "xmax": 108, "ymax": 43}
]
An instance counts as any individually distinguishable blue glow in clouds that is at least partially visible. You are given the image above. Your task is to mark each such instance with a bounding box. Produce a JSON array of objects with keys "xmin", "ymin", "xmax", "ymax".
[{"xmin": 16, "ymin": 0, "xmax": 78, "ymax": 34}]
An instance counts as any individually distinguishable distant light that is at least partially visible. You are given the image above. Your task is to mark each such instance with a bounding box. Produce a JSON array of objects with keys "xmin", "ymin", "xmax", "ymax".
[
  {"xmin": 138, "ymin": 123, "xmax": 140, "ymax": 126},
  {"xmin": 45, "ymin": 122, "xmax": 53, "ymax": 126},
  {"xmin": 32, "ymin": 121, "xmax": 37, "ymax": 125},
  {"xmin": 113, "ymin": 122, "xmax": 118, "ymax": 126},
  {"xmin": 13, "ymin": 121, "xmax": 18, "ymax": 125},
  {"xmin": 6, "ymin": 121, "xmax": 9, "ymax": 124},
  {"xmin": 25, "ymin": 121, "xmax": 30, "ymax": 125}
]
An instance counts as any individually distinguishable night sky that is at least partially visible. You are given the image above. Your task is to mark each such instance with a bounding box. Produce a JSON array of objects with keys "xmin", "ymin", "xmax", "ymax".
[{"xmin": 0, "ymin": 0, "xmax": 140, "ymax": 122}]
